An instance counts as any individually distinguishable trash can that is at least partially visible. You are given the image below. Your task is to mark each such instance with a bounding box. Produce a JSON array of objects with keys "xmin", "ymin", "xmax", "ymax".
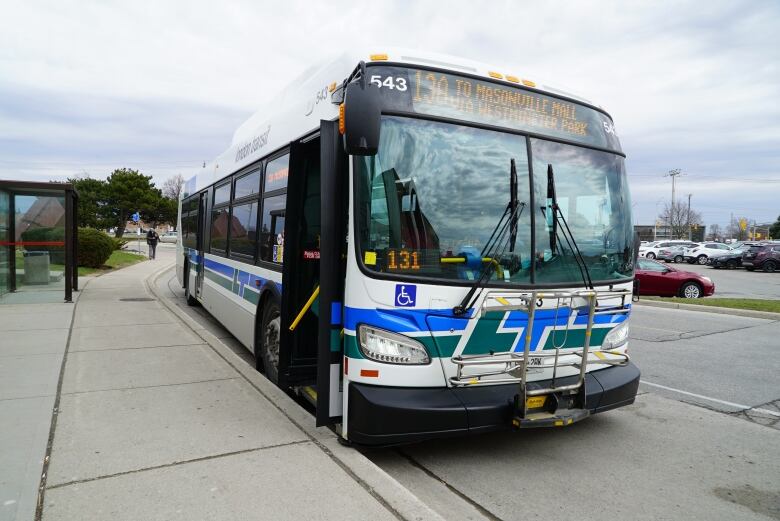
[{"xmin": 23, "ymin": 251, "xmax": 50, "ymax": 285}]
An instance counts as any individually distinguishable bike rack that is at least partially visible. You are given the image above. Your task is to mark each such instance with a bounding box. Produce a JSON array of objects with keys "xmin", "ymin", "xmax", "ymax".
[{"xmin": 449, "ymin": 288, "xmax": 632, "ymax": 427}]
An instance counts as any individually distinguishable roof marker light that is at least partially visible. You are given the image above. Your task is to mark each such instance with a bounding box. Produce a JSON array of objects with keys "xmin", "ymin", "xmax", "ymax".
[
  {"xmin": 328, "ymin": 82, "xmax": 337, "ymax": 93},
  {"xmin": 488, "ymin": 71, "xmax": 503, "ymax": 79},
  {"xmin": 522, "ymin": 79, "xmax": 537, "ymax": 88},
  {"xmin": 338, "ymin": 103, "xmax": 345, "ymax": 134},
  {"xmin": 506, "ymin": 75, "xmax": 520, "ymax": 83},
  {"xmin": 370, "ymin": 53, "xmax": 388, "ymax": 61}
]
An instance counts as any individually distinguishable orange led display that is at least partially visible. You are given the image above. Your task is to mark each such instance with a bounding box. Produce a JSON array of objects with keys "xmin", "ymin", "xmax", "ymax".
[{"xmin": 386, "ymin": 249, "xmax": 421, "ymax": 271}]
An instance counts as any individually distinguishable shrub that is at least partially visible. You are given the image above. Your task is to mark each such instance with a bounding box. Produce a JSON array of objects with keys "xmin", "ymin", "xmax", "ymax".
[
  {"xmin": 20, "ymin": 227, "xmax": 65, "ymax": 264},
  {"xmin": 77, "ymin": 227, "xmax": 115, "ymax": 268},
  {"xmin": 110, "ymin": 237, "xmax": 129, "ymax": 251}
]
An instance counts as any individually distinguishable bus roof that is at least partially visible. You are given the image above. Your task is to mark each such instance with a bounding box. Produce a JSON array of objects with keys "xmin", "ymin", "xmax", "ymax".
[{"xmin": 184, "ymin": 47, "xmax": 603, "ymax": 197}]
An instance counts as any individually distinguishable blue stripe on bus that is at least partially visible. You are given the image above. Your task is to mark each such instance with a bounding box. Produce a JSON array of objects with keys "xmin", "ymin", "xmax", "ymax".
[
  {"xmin": 203, "ymin": 258, "xmax": 234, "ymax": 279},
  {"xmin": 344, "ymin": 305, "xmax": 627, "ymax": 334},
  {"xmin": 331, "ymin": 302, "xmax": 342, "ymax": 325}
]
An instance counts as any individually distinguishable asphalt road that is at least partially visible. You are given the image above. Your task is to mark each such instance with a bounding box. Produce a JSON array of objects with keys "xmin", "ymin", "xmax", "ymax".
[
  {"xmin": 157, "ymin": 260, "xmax": 780, "ymax": 521},
  {"xmin": 650, "ymin": 258, "xmax": 780, "ymax": 299},
  {"xmin": 364, "ymin": 305, "xmax": 780, "ymax": 521}
]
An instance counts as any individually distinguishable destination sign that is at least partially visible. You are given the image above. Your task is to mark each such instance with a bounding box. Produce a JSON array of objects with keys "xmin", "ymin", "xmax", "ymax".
[{"xmin": 367, "ymin": 66, "xmax": 621, "ymax": 152}]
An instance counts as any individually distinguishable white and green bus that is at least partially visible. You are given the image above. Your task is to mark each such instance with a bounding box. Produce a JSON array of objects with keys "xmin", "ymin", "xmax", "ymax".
[{"xmin": 177, "ymin": 49, "xmax": 639, "ymax": 445}]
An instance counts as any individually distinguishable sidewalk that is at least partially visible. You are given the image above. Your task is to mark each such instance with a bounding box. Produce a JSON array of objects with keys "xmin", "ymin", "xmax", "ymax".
[
  {"xmin": 8, "ymin": 246, "xmax": 439, "ymax": 521},
  {"xmin": 0, "ymin": 294, "xmax": 75, "ymax": 521}
]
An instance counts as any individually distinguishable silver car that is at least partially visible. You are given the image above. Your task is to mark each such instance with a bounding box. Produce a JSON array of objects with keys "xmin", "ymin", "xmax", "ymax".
[{"xmin": 159, "ymin": 231, "xmax": 178, "ymax": 244}]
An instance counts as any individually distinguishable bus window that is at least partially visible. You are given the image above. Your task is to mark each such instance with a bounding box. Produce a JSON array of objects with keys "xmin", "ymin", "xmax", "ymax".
[
  {"xmin": 229, "ymin": 201, "xmax": 258, "ymax": 258},
  {"xmin": 214, "ymin": 182, "xmax": 231, "ymax": 206},
  {"xmin": 210, "ymin": 207, "xmax": 228, "ymax": 254},
  {"xmin": 259, "ymin": 195, "xmax": 285, "ymax": 264},
  {"xmin": 234, "ymin": 169, "xmax": 262, "ymax": 200},
  {"xmin": 265, "ymin": 154, "xmax": 289, "ymax": 193}
]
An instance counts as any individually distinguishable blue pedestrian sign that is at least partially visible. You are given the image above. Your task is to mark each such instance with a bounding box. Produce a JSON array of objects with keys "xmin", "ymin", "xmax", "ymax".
[
  {"xmin": 132, "ymin": 212, "xmax": 140, "ymax": 223},
  {"xmin": 394, "ymin": 284, "xmax": 416, "ymax": 307}
]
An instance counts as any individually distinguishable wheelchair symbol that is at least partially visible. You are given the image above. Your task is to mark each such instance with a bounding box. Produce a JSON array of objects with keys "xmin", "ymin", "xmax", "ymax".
[{"xmin": 394, "ymin": 284, "xmax": 416, "ymax": 307}]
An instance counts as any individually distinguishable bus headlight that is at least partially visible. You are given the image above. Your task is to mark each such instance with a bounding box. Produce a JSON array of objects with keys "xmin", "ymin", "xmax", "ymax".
[
  {"xmin": 601, "ymin": 320, "xmax": 629, "ymax": 350},
  {"xmin": 358, "ymin": 325, "xmax": 430, "ymax": 365}
]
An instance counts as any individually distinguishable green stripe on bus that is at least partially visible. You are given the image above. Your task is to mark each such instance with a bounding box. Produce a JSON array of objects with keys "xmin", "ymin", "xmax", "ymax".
[
  {"xmin": 204, "ymin": 269, "xmax": 233, "ymax": 291},
  {"xmin": 243, "ymin": 288, "xmax": 259, "ymax": 305},
  {"xmin": 541, "ymin": 327, "xmax": 611, "ymax": 350}
]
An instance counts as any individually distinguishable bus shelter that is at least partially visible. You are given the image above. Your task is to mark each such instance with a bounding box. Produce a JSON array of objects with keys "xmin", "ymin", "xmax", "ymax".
[{"xmin": 0, "ymin": 180, "xmax": 79, "ymax": 303}]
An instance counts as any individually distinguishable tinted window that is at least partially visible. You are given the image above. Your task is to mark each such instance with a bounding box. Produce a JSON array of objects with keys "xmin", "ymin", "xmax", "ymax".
[
  {"xmin": 229, "ymin": 202, "xmax": 258, "ymax": 257},
  {"xmin": 260, "ymin": 194, "xmax": 286, "ymax": 264},
  {"xmin": 265, "ymin": 154, "xmax": 289, "ymax": 193},
  {"xmin": 214, "ymin": 183, "xmax": 231, "ymax": 205},
  {"xmin": 234, "ymin": 169, "xmax": 261, "ymax": 200},
  {"xmin": 638, "ymin": 259, "xmax": 666, "ymax": 272},
  {"xmin": 210, "ymin": 208, "xmax": 228, "ymax": 252}
]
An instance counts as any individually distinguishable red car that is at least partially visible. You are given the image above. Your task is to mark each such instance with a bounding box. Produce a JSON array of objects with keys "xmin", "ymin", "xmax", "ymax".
[{"xmin": 635, "ymin": 258, "xmax": 715, "ymax": 298}]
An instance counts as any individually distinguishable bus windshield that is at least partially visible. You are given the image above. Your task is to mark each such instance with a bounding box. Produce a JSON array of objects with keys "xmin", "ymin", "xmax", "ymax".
[{"xmin": 356, "ymin": 116, "xmax": 634, "ymax": 286}]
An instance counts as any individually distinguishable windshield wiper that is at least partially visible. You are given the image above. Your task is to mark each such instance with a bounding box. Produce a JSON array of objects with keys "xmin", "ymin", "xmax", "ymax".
[
  {"xmin": 543, "ymin": 163, "xmax": 594, "ymax": 289},
  {"xmin": 454, "ymin": 159, "xmax": 525, "ymax": 316}
]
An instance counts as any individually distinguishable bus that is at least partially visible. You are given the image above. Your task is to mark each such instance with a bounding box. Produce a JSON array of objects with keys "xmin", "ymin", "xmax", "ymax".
[{"xmin": 177, "ymin": 49, "xmax": 640, "ymax": 445}]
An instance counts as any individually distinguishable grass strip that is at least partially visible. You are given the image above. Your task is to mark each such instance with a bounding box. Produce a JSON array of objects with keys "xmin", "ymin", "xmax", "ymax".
[{"xmin": 643, "ymin": 297, "xmax": 780, "ymax": 313}]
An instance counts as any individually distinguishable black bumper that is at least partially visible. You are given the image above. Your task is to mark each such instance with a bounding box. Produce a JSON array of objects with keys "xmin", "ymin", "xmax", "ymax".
[{"xmin": 347, "ymin": 362, "xmax": 640, "ymax": 446}]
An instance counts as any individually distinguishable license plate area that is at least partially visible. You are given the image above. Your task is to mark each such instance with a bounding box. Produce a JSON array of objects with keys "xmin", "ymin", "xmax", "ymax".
[{"xmin": 526, "ymin": 395, "xmax": 547, "ymax": 409}]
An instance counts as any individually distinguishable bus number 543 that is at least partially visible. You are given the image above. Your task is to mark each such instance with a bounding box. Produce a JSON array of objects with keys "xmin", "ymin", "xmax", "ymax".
[{"xmin": 370, "ymin": 75, "xmax": 407, "ymax": 91}]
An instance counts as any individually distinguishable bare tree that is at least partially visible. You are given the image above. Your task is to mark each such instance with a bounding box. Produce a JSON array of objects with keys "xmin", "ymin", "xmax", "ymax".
[
  {"xmin": 658, "ymin": 198, "xmax": 703, "ymax": 239},
  {"xmin": 707, "ymin": 223, "xmax": 722, "ymax": 241},
  {"xmin": 725, "ymin": 217, "xmax": 749, "ymax": 241},
  {"xmin": 162, "ymin": 174, "xmax": 185, "ymax": 201}
]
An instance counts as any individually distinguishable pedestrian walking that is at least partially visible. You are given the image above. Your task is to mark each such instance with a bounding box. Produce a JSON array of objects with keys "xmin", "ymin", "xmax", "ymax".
[{"xmin": 146, "ymin": 228, "xmax": 160, "ymax": 259}]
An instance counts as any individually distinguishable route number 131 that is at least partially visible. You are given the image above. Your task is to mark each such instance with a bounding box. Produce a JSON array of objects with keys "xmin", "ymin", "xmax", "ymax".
[{"xmin": 370, "ymin": 75, "xmax": 408, "ymax": 91}]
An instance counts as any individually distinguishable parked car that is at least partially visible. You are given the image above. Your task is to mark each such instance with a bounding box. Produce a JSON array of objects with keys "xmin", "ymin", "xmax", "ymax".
[
  {"xmin": 641, "ymin": 240, "xmax": 696, "ymax": 260},
  {"xmin": 682, "ymin": 242, "xmax": 733, "ymax": 265},
  {"xmin": 635, "ymin": 258, "xmax": 715, "ymax": 298},
  {"xmin": 742, "ymin": 243, "xmax": 780, "ymax": 272},
  {"xmin": 656, "ymin": 242, "xmax": 698, "ymax": 263},
  {"xmin": 707, "ymin": 242, "xmax": 759, "ymax": 269},
  {"xmin": 159, "ymin": 231, "xmax": 178, "ymax": 243}
]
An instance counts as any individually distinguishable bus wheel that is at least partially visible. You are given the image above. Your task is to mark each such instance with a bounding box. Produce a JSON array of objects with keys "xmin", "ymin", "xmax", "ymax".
[{"xmin": 259, "ymin": 301, "xmax": 281, "ymax": 384}]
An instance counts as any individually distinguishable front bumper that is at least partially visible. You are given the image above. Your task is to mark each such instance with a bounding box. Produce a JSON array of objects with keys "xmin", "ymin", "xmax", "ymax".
[{"xmin": 347, "ymin": 362, "xmax": 641, "ymax": 446}]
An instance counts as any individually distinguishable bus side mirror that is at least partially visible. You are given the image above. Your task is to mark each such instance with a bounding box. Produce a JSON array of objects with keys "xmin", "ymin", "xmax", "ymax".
[{"xmin": 343, "ymin": 81, "xmax": 381, "ymax": 156}]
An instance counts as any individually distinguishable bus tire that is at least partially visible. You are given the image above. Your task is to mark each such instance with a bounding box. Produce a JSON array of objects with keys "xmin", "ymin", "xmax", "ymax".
[{"xmin": 259, "ymin": 300, "xmax": 281, "ymax": 385}]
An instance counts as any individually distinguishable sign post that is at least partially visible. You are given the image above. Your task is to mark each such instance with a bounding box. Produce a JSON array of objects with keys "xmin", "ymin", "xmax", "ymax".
[{"xmin": 132, "ymin": 212, "xmax": 141, "ymax": 255}]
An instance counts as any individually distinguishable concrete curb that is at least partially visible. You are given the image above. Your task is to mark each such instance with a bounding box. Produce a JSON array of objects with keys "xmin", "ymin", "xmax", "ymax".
[
  {"xmin": 146, "ymin": 263, "xmax": 444, "ymax": 521},
  {"xmin": 634, "ymin": 299, "xmax": 780, "ymax": 320}
]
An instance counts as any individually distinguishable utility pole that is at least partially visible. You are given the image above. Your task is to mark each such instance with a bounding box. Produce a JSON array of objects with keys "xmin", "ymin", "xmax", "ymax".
[
  {"xmin": 687, "ymin": 193, "xmax": 692, "ymax": 241},
  {"xmin": 665, "ymin": 169, "xmax": 682, "ymax": 238}
]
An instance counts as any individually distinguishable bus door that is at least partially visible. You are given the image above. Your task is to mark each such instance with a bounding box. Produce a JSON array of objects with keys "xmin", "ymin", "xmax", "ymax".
[
  {"xmin": 194, "ymin": 190, "xmax": 208, "ymax": 299},
  {"xmin": 279, "ymin": 136, "xmax": 323, "ymax": 388},
  {"xmin": 279, "ymin": 122, "xmax": 346, "ymax": 426}
]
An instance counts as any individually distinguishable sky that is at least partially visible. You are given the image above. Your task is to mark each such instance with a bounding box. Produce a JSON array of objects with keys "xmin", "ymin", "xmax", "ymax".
[{"xmin": 1, "ymin": 0, "xmax": 778, "ymax": 230}]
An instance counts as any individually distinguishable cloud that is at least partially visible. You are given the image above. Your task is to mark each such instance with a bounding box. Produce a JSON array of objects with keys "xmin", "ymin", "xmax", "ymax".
[{"xmin": 1, "ymin": 0, "xmax": 778, "ymax": 227}]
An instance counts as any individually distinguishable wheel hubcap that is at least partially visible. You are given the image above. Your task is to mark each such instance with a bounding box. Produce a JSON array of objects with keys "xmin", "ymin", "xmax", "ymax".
[{"xmin": 684, "ymin": 285, "xmax": 700, "ymax": 298}]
